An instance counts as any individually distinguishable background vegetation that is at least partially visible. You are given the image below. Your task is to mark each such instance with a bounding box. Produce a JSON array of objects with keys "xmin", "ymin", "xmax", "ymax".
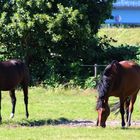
[
  {"xmin": 1, "ymin": 0, "xmax": 138, "ymax": 88},
  {"xmin": 0, "ymin": 0, "xmax": 114, "ymax": 85},
  {"xmin": 0, "ymin": 1, "xmax": 140, "ymax": 88}
]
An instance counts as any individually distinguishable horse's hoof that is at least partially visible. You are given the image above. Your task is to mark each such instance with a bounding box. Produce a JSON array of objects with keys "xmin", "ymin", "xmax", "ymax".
[
  {"xmin": 26, "ymin": 113, "xmax": 29, "ymax": 118},
  {"xmin": 126, "ymin": 123, "xmax": 131, "ymax": 127},
  {"xmin": 10, "ymin": 113, "xmax": 14, "ymax": 118}
]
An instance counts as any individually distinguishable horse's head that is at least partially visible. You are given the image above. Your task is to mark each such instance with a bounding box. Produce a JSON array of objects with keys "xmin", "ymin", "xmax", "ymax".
[
  {"xmin": 96, "ymin": 97, "xmax": 110, "ymax": 127},
  {"xmin": 96, "ymin": 60, "xmax": 121, "ymax": 127}
]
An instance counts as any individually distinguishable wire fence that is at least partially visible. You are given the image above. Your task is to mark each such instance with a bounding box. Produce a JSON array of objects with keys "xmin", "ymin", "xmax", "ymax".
[{"xmin": 81, "ymin": 64, "xmax": 107, "ymax": 77}]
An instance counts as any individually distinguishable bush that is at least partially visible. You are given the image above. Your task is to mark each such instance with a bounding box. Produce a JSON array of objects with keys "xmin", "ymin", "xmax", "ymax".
[{"xmin": 84, "ymin": 76, "xmax": 99, "ymax": 89}]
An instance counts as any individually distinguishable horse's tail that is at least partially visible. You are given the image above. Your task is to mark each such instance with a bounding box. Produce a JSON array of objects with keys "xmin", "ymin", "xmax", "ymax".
[
  {"xmin": 110, "ymin": 97, "xmax": 130, "ymax": 115},
  {"xmin": 18, "ymin": 60, "xmax": 30, "ymax": 85},
  {"xmin": 110, "ymin": 101, "xmax": 120, "ymax": 115},
  {"xmin": 23, "ymin": 62, "xmax": 30, "ymax": 85}
]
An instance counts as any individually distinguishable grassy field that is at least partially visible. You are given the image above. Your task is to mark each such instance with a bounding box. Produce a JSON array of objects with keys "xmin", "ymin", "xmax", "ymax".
[
  {"xmin": 0, "ymin": 87, "xmax": 140, "ymax": 140},
  {"xmin": 98, "ymin": 27, "xmax": 140, "ymax": 46}
]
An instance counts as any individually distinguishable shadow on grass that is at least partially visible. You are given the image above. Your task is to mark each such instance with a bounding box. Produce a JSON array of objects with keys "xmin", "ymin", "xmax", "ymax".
[
  {"xmin": 18, "ymin": 117, "xmax": 95, "ymax": 127},
  {"xmin": 4, "ymin": 119, "xmax": 140, "ymax": 129}
]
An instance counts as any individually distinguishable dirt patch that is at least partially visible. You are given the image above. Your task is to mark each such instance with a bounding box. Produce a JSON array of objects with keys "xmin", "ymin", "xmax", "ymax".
[{"xmin": 59, "ymin": 120, "xmax": 140, "ymax": 127}]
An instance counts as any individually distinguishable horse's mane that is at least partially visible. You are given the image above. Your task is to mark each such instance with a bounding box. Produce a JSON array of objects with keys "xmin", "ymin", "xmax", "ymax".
[
  {"xmin": 96, "ymin": 74, "xmax": 111, "ymax": 109},
  {"xmin": 96, "ymin": 60, "xmax": 121, "ymax": 109},
  {"xmin": 97, "ymin": 75, "xmax": 111, "ymax": 99}
]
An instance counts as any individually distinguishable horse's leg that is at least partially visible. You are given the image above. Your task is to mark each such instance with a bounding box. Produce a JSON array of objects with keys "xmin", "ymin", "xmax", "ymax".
[
  {"xmin": 125, "ymin": 97, "xmax": 130, "ymax": 124},
  {"xmin": 9, "ymin": 89, "xmax": 16, "ymax": 118},
  {"xmin": 0, "ymin": 91, "xmax": 2, "ymax": 122},
  {"xmin": 23, "ymin": 84, "xmax": 29, "ymax": 118},
  {"xmin": 120, "ymin": 98, "xmax": 125, "ymax": 128},
  {"xmin": 127, "ymin": 94, "xmax": 137, "ymax": 127}
]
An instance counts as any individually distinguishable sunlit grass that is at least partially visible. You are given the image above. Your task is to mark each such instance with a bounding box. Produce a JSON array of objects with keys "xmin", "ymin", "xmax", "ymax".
[
  {"xmin": 0, "ymin": 87, "xmax": 140, "ymax": 139},
  {"xmin": 0, "ymin": 87, "xmax": 97, "ymax": 125},
  {"xmin": 0, "ymin": 125, "xmax": 140, "ymax": 140},
  {"xmin": 98, "ymin": 27, "xmax": 140, "ymax": 46}
]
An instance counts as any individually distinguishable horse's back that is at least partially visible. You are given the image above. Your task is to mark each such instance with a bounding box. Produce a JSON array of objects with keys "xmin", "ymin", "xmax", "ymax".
[
  {"xmin": 120, "ymin": 60, "xmax": 139, "ymax": 69},
  {"xmin": 120, "ymin": 61, "xmax": 140, "ymax": 77},
  {"xmin": 119, "ymin": 61, "xmax": 140, "ymax": 95},
  {"xmin": 0, "ymin": 59, "xmax": 29, "ymax": 90},
  {"xmin": 103, "ymin": 60, "xmax": 140, "ymax": 97}
]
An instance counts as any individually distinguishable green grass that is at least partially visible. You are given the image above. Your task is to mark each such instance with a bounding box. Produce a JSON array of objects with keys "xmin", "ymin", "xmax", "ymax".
[
  {"xmin": 0, "ymin": 87, "xmax": 140, "ymax": 140},
  {"xmin": 98, "ymin": 27, "xmax": 140, "ymax": 46},
  {"xmin": 1, "ymin": 126, "xmax": 140, "ymax": 140}
]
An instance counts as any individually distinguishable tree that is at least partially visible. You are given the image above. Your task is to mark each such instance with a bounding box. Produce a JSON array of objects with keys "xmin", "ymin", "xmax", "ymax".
[{"xmin": 0, "ymin": 0, "xmax": 115, "ymax": 84}]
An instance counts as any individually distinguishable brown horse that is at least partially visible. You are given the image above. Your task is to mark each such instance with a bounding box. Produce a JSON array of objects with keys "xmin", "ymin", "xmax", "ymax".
[
  {"xmin": 96, "ymin": 60, "xmax": 140, "ymax": 128},
  {"xmin": 0, "ymin": 59, "xmax": 29, "ymax": 121}
]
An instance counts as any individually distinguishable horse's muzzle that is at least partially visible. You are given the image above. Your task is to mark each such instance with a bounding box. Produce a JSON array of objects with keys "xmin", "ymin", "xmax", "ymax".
[{"xmin": 96, "ymin": 119, "xmax": 106, "ymax": 128}]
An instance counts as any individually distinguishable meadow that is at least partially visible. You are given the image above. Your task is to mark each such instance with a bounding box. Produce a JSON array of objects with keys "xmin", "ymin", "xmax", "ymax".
[
  {"xmin": 1, "ymin": 87, "xmax": 140, "ymax": 140},
  {"xmin": 98, "ymin": 27, "xmax": 140, "ymax": 46}
]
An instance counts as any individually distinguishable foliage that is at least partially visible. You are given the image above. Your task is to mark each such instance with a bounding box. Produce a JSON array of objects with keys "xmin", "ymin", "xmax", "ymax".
[
  {"xmin": 84, "ymin": 76, "xmax": 98, "ymax": 89},
  {"xmin": 0, "ymin": 0, "xmax": 115, "ymax": 85},
  {"xmin": 105, "ymin": 45, "xmax": 140, "ymax": 62},
  {"xmin": 97, "ymin": 35, "xmax": 140, "ymax": 63}
]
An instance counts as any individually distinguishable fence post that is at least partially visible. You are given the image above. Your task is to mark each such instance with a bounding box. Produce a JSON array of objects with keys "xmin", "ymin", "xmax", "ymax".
[{"xmin": 94, "ymin": 64, "xmax": 97, "ymax": 77}]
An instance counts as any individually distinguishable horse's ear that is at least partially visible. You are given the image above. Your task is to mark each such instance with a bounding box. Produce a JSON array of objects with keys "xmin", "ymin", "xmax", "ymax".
[{"xmin": 110, "ymin": 60, "xmax": 120, "ymax": 73}]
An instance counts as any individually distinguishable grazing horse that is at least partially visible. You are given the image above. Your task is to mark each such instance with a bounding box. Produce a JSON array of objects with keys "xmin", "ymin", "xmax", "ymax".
[
  {"xmin": 0, "ymin": 59, "xmax": 29, "ymax": 121},
  {"xmin": 96, "ymin": 60, "xmax": 140, "ymax": 128}
]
